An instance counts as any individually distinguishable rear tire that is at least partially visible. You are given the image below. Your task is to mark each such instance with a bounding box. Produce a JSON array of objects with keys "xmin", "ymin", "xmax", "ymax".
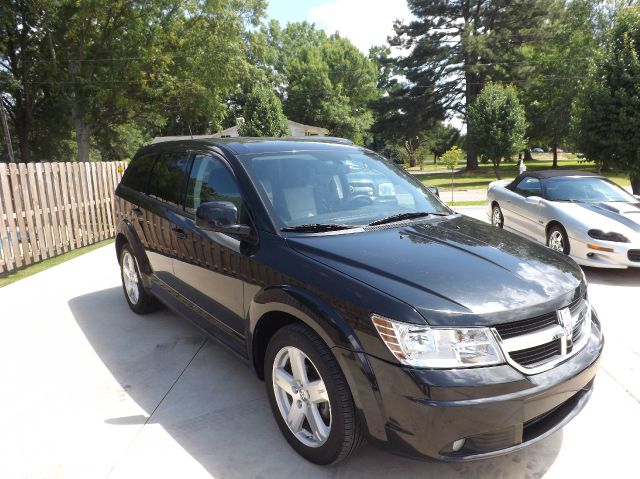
[
  {"xmin": 491, "ymin": 204, "xmax": 504, "ymax": 228},
  {"xmin": 265, "ymin": 323, "xmax": 364, "ymax": 464},
  {"xmin": 547, "ymin": 224, "xmax": 570, "ymax": 255},
  {"xmin": 119, "ymin": 243, "xmax": 160, "ymax": 314}
]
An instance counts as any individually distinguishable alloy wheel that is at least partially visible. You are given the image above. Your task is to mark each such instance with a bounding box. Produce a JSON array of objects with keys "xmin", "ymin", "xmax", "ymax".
[
  {"xmin": 122, "ymin": 250, "xmax": 140, "ymax": 305},
  {"xmin": 548, "ymin": 230, "xmax": 565, "ymax": 252},
  {"xmin": 492, "ymin": 206, "xmax": 503, "ymax": 227},
  {"xmin": 272, "ymin": 346, "xmax": 332, "ymax": 448}
]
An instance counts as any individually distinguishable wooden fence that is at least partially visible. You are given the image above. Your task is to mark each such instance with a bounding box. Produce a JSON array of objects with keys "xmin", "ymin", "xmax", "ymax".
[{"xmin": 0, "ymin": 161, "xmax": 126, "ymax": 276}]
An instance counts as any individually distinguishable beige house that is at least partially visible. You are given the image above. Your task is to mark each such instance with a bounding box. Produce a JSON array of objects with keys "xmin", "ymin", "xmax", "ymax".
[
  {"xmin": 152, "ymin": 119, "xmax": 329, "ymax": 144},
  {"xmin": 211, "ymin": 119, "xmax": 329, "ymax": 138}
]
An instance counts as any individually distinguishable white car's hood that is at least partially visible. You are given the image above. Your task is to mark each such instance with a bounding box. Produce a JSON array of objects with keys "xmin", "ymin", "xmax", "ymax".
[{"xmin": 562, "ymin": 201, "xmax": 640, "ymax": 237}]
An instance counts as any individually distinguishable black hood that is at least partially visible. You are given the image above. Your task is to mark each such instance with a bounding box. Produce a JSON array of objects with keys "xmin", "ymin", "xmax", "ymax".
[{"xmin": 287, "ymin": 215, "xmax": 584, "ymax": 326}]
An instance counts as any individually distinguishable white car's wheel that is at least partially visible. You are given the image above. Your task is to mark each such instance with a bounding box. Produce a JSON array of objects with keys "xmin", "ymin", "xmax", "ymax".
[
  {"xmin": 547, "ymin": 225, "xmax": 570, "ymax": 255},
  {"xmin": 491, "ymin": 204, "xmax": 504, "ymax": 228}
]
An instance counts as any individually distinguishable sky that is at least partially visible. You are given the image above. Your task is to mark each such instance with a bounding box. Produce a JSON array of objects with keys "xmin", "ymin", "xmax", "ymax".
[{"xmin": 266, "ymin": 0, "xmax": 412, "ymax": 53}]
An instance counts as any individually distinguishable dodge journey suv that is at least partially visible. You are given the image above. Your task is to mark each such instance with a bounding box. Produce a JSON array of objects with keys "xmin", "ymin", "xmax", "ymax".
[{"xmin": 114, "ymin": 137, "xmax": 603, "ymax": 464}]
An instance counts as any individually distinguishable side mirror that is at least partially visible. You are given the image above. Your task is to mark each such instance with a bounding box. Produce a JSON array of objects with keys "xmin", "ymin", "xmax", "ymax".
[
  {"xmin": 525, "ymin": 195, "xmax": 542, "ymax": 205},
  {"xmin": 196, "ymin": 201, "xmax": 252, "ymax": 237}
]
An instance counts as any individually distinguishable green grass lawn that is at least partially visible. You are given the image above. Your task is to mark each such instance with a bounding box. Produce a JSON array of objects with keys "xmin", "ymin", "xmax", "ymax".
[
  {"xmin": 412, "ymin": 154, "xmax": 631, "ymax": 190},
  {"xmin": 0, "ymin": 239, "xmax": 114, "ymax": 288}
]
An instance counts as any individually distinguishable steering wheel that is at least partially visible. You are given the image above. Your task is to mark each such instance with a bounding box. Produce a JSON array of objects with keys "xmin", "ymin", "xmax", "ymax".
[{"xmin": 345, "ymin": 195, "xmax": 374, "ymax": 208}]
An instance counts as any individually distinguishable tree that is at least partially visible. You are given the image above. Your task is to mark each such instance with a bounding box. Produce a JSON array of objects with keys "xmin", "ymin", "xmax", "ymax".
[
  {"xmin": 387, "ymin": 0, "xmax": 560, "ymax": 170},
  {"xmin": 441, "ymin": 146, "xmax": 463, "ymax": 203},
  {"xmin": 423, "ymin": 123, "xmax": 460, "ymax": 164},
  {"xmin": 238, "ymin": 86, "xmax": 289, "ymax": 137},
  {"xmin": 468, "ymin": 83, "xmax": 527, "ymax": 179},
  {"xmin": 521, "ymin": 0, "xmax": 604, "ymax": 168},
  {"xmin": 572, "ymin": 6, "xmax": 640, "ymax": 193},
  {"xmin": 262, "ymin": 22, "xmax": 378, "ymax": 144}
]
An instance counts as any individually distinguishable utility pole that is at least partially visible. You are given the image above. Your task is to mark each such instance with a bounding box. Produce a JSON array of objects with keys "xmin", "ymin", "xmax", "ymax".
[{"xmin": 0, "ymin": 94, "xmax": 16, "ymax": 163}]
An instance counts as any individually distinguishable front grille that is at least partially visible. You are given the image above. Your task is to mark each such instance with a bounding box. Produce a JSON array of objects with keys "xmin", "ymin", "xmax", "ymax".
[
  {"xmin": 494, "ymin": 312, "xmax": 557, "ymax": 339},
  {"xmin": 628, "ymin": 250, "xmax": 640, "ymax": 262},
  {"xmin": 495, "ymin": 296, "xmax": 581, "ymax": 340},
  {"xmin": 509, "ymin": 339, "xmax": 562, "ymax": 367},
  {"xmin": 494, "ymin": 295, "xmax": 587, "ymax": 372}
]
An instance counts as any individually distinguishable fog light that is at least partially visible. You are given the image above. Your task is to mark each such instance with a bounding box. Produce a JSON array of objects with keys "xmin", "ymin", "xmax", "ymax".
[{"xmin": 452, "ymin": 439, "xmax": 466, "ymax": 452}]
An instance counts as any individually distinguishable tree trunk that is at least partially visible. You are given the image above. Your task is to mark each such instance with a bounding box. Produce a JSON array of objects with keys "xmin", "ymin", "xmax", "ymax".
[
  {"xmin": 524, "ymin": 149, "xmax": 533, "ymax": 162},
  {"xmin": 630, "ymin": 174, "xmax": 640, "ymax": 195},
  {"xmin": 552, "ymin": 139, "xmax": 558, "ymax": 169},
  {"xmin": 465, "ymin": 132, "xmax": 478, "ymax": 170},
  {"xmin": 493, "ymin": 159, "xmax": 502, "ymax": 180},
  {"xmin": 69, "ymin": 61, "xmax": 90, "ymax": 162},
  {"xmin": 71, "ymin": 95, "xmax": 90, "ymax": 162}
]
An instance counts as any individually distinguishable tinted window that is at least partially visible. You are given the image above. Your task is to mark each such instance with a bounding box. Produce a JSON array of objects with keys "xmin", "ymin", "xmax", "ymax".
[
  {"xmin": 147, "ymin": 151, "xmax": 191, "ymax": 205},
  {"xmin": 120, "ymin": 153, "xmax": 157, "ymax": 192},
  {"xmin": 241, "ymin": 149, "xmax": 449, "ymax": 228},
  {"xmin": 515, "ymin": 177, "xmax": 542, "ymax": 197},
  {"xmin": 185, "ymin": 154, "xmax": 243, "ymax": 214}
]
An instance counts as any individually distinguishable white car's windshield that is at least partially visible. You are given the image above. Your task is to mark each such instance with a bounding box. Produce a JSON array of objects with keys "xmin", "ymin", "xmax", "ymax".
[
  {"xmin": 240, "ymin": 149, "xmax": 451, "ymax": 229},
  {"xmin": 544, "ymin": 177, "xmax": 637, "ymax": 203}
]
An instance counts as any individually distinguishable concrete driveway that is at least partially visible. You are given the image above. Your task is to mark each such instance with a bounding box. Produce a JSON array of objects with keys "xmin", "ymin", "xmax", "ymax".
[{"xmin": 1, "ymin": 210, "xmax": 638, "ymax": 478}]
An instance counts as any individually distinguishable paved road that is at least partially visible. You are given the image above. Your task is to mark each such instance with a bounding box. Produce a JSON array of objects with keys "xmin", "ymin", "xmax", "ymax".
[{"xmin": 1, "ymin": 216, "xmax": 638, "ymax": 478}]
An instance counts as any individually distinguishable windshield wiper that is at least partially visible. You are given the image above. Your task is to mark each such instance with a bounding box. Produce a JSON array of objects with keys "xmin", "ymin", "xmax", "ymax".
[
  {"xmin": 367, "ymin": 211, "xmax": 449, "ymax": 227},
  {"xmin": 281, "ymin": 223, "xmax": 357, "ymax": 233}
]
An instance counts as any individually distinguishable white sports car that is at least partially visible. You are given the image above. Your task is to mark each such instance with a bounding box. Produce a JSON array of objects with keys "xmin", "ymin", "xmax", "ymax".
[{"xmin": 487, "ymin": 170, "xmax": 640, "ymax": 268}]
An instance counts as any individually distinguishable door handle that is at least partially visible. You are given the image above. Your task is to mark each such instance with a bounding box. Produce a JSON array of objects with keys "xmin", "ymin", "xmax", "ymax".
[{"xmin": 172, "ymin": 227, "xmax": 188, "ymax": 240}]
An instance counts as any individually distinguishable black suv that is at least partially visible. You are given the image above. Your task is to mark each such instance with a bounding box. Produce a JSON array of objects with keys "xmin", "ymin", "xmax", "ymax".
[{"xmin": 114, "ymin": 138, "xmax": 603, "ymax": 465}]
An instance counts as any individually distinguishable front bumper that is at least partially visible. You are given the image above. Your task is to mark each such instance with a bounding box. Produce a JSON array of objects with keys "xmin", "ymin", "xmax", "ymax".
[
  {"xmin": 569, "ymin": 235, "xmax": 640, "ymax": 269},
  {"xmin": 348, "ymin": 311, "xmax": 603, "ymax": 461}
]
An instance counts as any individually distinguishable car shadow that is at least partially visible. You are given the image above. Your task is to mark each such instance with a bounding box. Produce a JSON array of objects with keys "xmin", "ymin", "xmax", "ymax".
[
  {"xmin": 582, "ymin": 266, "xmax": 640, "ymax": 287},
  {"xmin": 68, "ymin": 287, "xmax": 562, "ymax": 478}
]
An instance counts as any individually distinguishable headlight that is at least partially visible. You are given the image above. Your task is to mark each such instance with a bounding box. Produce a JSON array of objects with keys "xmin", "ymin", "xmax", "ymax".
[
  {"xmin": 371, "ymin": 314, "xmax": 504, "ymax": 368},
  {"xmin": 587, "ymin": 229, "xmax": 630, "ymax": 242}
]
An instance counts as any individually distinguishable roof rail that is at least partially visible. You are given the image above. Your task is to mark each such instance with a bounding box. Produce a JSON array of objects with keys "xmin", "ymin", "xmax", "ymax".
[{"xmin": 284, "ymin": 136, "xmax": 355, "ymax": 145}]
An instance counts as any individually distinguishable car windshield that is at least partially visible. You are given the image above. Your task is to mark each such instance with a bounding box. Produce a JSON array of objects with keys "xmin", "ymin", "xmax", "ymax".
[
  {"xmin": 543, "ymin": 177, "xmax": 637, "ymax": 203},
  {"xmin": 240, "ymin": 148, "xmax": 451, "ymax": 229}
]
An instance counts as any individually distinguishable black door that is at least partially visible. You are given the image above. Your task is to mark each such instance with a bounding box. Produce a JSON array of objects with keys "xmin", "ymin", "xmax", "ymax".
[
  {"xmin": 171, "ymin": 152, "xmax": 247, "ymax": 352},
  {"xmin": 142, "ymin": 150, "xmax": 191, "ymax": 286}
]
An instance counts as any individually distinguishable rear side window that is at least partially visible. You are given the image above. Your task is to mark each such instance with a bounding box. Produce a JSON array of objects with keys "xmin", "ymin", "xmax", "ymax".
[
  {"xmin": 147, "ymin": 151, "xmax": 191, "ymax": 206},
  {"xmin": 120, "ymin": 153, "xmax": 157, "ymax": 192},
  {"xmin": 185, "ymin": 154, "xmax": 243, "ymax": 214}
]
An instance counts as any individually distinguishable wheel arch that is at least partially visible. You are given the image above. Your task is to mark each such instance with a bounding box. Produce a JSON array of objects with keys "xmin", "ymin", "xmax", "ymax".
[
  {"xmin": 247, "ymin": 285, "xmax": 363, "ymax": 379},
  {"xmin": 115, "ymin": 219, "xmax": 153, "ymax": 279}
]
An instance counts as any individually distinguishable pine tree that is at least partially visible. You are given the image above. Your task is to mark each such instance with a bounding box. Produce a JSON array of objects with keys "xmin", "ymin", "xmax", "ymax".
[{"xmin": 387, "ymin": 0, "xmax": 559, "ymax": 170}]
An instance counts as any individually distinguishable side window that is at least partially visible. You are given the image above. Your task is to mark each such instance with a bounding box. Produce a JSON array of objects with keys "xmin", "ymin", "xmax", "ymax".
[
  {"xmin": 185, "ymin": 154, "xmax": 243, "ymax": 215},
  {"xmin": 147, "ymin": 151, "xmax": 191, "ymax": 206},
  {"xmin": 120, "ymin": 153, "xmax": 157, "ymax": 192},
  {"xmin": 515, "ymin": 177, "xmax": 542, "ymax": 197}
]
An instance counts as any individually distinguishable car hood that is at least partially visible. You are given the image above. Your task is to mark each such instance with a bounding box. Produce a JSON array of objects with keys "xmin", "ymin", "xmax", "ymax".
[
  {"xmin": 568, "ymin": 201, "xmax": 640, "ymax": 236},
  {"xmin": 287, "ymin": 215, "xmax": 584, "ymax": 326}
]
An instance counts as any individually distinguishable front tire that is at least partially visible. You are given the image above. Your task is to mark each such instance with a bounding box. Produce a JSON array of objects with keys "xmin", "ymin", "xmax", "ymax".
[
  {"xmin": 547, "ymin": 224, "xmax": 570, "ymax": 255},
  {"xmin": 265, "ymin": 323, "xmax": 364, "ymax": 464},
  {"xmin": 119, "ymin": 243, "xmax": 159, "ymax": 314}
]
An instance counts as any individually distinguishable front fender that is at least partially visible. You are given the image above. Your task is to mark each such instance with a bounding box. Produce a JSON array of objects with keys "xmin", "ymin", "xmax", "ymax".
[
  {"xmin": 247, "ymin": 284, "xmax": 388, "ymax": 441},
  {"xmin": 247, "ymin": 284, "xmax": 362, "ymax": 353}
]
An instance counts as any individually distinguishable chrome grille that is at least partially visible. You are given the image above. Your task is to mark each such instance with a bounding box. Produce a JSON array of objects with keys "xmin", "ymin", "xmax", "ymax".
[{"xmin": 494, "ymin": 294, "xmax": 590, "ymax": 374}]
